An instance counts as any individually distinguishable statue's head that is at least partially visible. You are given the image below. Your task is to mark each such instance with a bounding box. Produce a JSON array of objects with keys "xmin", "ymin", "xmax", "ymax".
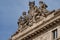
[
  {"xmin": 29, "ymin": 1, "xmax": 35, "ymax": 7},
  {"xmin": 39, "ymin": 1, "xmax": 43, "ymax": 4},
  {"xmin": 20, "ymin": 16, "xmax": 23, "ymax": 19},
  {"xmin": 18, "ymin": 16, "xmax": 23, "ymax": 25},
  {"xmin": 39, "ymin": 1, "xmax": 48, "ymax": 9},
  {"xmin": 39, "ymin": 1, "xmax": 44, "ymax": 4},
  {"xmin": 22, "ymin": 11, "xmax": 26, "ymax": 16}
]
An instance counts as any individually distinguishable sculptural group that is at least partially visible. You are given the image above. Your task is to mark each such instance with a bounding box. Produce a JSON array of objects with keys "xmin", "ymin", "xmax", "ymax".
[{"xmin": 17, "ymin": 1, "xmax": 49, "ymax": 32}]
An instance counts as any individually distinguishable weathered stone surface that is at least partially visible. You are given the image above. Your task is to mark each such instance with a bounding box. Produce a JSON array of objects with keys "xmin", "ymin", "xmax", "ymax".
[{"xmin": 10, "ymin": 1, "xmax": 60, "ymax": 40}]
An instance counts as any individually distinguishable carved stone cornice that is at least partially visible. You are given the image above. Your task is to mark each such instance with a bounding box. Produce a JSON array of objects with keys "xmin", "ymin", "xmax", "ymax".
[
  {"xmin": 10, "ymin": 1, "xmax": 60, "ymax": 40},
  {"xmin": 21, "ymin": 15, "xmax": 60, "ymax": 40},
  {"xmin": 10, "ymin": 10, "xmax": 60, "ymax": 40}
]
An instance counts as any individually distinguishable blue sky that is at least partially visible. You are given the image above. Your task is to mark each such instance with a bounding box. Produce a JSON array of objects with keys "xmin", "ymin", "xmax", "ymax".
[{"xmin": 0, "ymin": 0, "xmax": 60, "ymax": 40}]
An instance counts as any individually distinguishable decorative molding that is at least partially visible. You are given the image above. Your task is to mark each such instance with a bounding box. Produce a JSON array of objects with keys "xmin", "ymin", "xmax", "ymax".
[{"xmin": 10, "ymin": 1, "xmax": 60, "ymax": 40}]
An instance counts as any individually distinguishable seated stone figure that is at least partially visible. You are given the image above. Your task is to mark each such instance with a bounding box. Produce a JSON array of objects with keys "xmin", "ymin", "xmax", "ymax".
[
  {"xmin": 39, "ymin": 1, "xmax": 49, "ymax": 17},
  {"xmin": 28, "ymin": 14, "xmax": 33, "ymax": 26}
]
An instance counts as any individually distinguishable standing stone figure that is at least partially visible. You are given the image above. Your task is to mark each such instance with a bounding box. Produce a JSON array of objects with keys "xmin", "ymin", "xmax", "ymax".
[
  {"xmin": 17, "ymin": 16, "xmax": 24, "ymax": 32},
  {"xmin": 28, "ymin": 1, "xmax": 37, "ymax": 23},
  {"xmin": 22, "ymin": 11, "xmax": 29, "ymax": 26}
]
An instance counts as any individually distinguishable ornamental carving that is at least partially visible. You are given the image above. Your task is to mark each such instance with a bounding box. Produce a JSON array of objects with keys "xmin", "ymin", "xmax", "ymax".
[{"xmin": 17, "ymin": 1, "xmax": 50, "ymax": 32}]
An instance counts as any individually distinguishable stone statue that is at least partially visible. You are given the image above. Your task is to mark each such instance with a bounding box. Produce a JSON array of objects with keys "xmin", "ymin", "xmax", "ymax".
[
  {"xmin": 28, "ymin": 1, "xmax": 39, "ymax": 23},
  {"xmin": 29, "ymin": 1, "xmax": 35, "ymax": 16},
  {"xmin": 22, "ymin": 11, "xmax": 29, "ymax": 26},
  {"xmin": 22, "ymin": 11, "xmax": 34, "ymax": 27},
  {"xmin": 39, "ymin": 1, "xmax": 49, "ymax": 17},
  {"xmin": 17, "ymin": 16, "xmax": 25, "ymax": 32},
  {"xmin": 18, "ymin": 11, "xmax": 31, "ymax": 31},
  {"xmin": 16, "ymin": 1, "xmax": 52, "ymax": 32},
  {"xmin": 34, "ymin": 6, "xmax": 41, "ymax": 21}
]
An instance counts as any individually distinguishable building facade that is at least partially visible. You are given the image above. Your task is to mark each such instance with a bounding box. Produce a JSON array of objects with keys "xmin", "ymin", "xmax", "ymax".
[{"xmin": 10, "ymin": 1, "xmax": 60, "ymax": 40}]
